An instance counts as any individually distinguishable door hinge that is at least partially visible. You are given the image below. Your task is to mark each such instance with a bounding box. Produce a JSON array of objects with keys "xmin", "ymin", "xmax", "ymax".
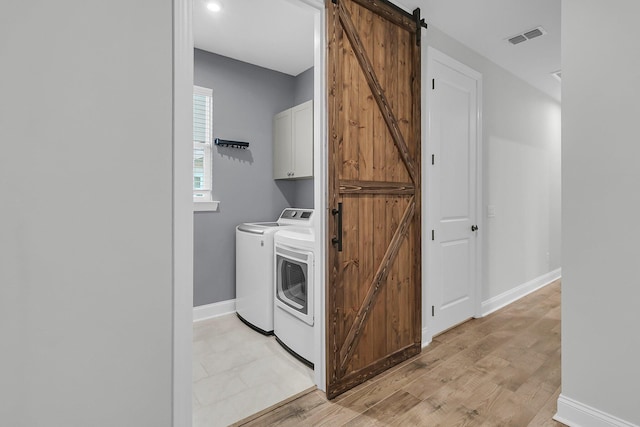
[
  {"xmin": 432, "ymin": 78, "xmax": 435, "ymax": 90},
  {"xmin": 431, "ymin": 154, "xmax": 435, "ymax": 165},
  {"xmin": 431, "ymin": 230, "xmax": 435, "ymax": 241},
  {"xmin": 432, "ymin": 306, "xmax": 435, "ymax": 317}
]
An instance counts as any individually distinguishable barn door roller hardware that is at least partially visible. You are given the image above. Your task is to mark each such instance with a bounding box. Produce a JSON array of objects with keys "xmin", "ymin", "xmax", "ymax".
[{"xmin": 413, "ymin": 8, "xmax": 428, "ymax": 46}]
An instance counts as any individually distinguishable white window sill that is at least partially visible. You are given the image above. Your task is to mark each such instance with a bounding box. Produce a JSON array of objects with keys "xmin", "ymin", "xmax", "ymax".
[{"xmin": 194, "ymin": 200, "xmax": 220, "ymax": 212}]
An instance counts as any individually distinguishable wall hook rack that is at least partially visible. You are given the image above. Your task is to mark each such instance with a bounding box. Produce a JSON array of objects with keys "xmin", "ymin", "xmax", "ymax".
[{"xmin": 215, "ymin": 138, "xmax": 250, "ymax": 149}]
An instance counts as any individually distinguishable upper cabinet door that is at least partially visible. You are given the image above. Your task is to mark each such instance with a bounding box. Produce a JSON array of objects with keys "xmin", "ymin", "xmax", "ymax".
[
  {"xmin": 273, "ymin": 100, "xmax": 313, "ymax": 180},
  {"xmin": 273, "ymin": 108, "xmax": 293, "ymax": 179},
  {"xmin": 292, "ymin": 101, "xmax": 313, "ymax": 178}
]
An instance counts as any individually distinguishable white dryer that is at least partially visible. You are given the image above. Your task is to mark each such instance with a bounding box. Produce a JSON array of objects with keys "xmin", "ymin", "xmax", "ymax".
[
  {"xmin": 235, "ymin": 208, "xmax": 313, "ymax": 335},
  {"xmin": 273, "ymin": 211, "xmax": 315, "ymax": 367}
]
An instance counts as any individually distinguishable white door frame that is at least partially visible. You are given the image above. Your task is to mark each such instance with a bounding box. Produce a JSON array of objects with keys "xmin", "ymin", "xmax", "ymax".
[
  {"xmin": 421, "ymin": 46, "xmax": 483, "ymax": 346},
  {"xmin": 173, "ymin": 0, "xmax": 194, "ymax": 424},
  {"xmin": 301, "ymin": 0, "xmax": 328, "ymax": 393},
  {"xmin": 172, "ymin": 0, "xmax": 328, "ymax": 424}
]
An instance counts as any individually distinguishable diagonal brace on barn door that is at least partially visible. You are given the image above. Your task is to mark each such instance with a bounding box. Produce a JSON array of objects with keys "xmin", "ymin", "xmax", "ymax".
[
  {"xmin": 337, "ymin": 1, "xmax": 417, "ymax": 184},
  {"xmin": 338, "ymin": 197, "xmax": 416, "ymax": 374}
]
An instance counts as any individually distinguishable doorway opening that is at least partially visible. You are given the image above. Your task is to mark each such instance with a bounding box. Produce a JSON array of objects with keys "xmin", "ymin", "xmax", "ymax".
[{"xmin": 189, "ymin": 0, "xmax": 326, "ymax": 425}]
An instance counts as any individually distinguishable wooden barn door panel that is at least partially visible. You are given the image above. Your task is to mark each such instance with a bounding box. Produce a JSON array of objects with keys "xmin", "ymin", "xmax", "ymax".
[{"xmin": 326, "ymin": 0, "xmax": 422, "ymax": 399}]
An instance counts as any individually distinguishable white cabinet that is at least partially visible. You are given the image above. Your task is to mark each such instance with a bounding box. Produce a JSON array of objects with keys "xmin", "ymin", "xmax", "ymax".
[{"xmin": 273, "ymin": 100, "xmax": 313, "ymax": 179}]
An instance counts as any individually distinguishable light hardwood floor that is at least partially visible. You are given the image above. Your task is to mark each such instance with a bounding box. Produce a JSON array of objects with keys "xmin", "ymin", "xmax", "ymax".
[{"xmin": 238, "ymin": 280, "xmax": 563, "ymax": 426}]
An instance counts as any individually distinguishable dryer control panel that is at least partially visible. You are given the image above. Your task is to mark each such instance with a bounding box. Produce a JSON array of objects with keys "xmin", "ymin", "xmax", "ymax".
[{"xmin": 279, "ymin": 209, "xmax": 314, "ymax": 223}]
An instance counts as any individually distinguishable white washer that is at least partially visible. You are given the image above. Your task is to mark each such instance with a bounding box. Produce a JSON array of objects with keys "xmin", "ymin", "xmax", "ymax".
[
  {"xmin": 273, "ymin": 213, "xmax": 315, "ymax": 367},
  {"xmin": 235, "ymin": 209, "xmax": 313, "ymax": 335}
]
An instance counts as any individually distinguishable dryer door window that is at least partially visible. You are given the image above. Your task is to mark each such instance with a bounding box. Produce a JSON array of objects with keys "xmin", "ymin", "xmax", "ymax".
[
  {"xmin": 275, "ymin": 244, "xmax": 314, "ymax": 325},
  {"xmin": 276, "ymin": 255, "xmax": 308, "ymax": 314}
]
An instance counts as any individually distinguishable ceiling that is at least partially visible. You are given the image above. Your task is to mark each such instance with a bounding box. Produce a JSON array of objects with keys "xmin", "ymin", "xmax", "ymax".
[
  {"xmin": 194, "ymin": 0, "xmax": 560, "ymax": 101},
  {"xmin": 408, "ymin": 0, "xmax": 561, "ymax": 101},
  {"xmin": 193, "ymin": 0, "xmax": 315, "ymax": 77}
]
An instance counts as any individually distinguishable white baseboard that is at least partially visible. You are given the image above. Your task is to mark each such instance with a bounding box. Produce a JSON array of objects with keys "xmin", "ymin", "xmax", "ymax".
[
  {"xmin": 421, "ymin": 327, "xmax": 432, "ymax": 348},
  {"xmin": 193, "ymin": 299, "xmax": 236, "ymax": 322},
  {"xmin": 481, "ymin": 268, "xmax": 561, "ymax": 317},
  {"xmin": 555, "ymin": 394, "xmax": 639, "ymax": 427}
]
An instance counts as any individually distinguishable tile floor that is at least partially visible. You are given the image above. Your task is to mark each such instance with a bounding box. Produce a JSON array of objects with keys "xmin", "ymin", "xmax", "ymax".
[{"xmin": 193, "ymin": 313, "xmax": 315, "ymax": 427}]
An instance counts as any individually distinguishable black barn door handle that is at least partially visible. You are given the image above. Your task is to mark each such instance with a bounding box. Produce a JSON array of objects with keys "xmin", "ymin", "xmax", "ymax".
[{"xmin": 332, "ymin": 202, "xmax": 343, "ymax": 252}]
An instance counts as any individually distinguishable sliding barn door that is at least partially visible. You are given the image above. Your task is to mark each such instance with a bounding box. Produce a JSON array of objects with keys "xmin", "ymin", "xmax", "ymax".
[{"xmin": 326, "ymin": 0, "xmax": 422, "ymax": 399}]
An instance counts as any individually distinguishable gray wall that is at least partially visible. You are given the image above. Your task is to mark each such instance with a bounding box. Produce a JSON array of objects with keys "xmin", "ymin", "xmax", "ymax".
[
  {"xmin": 425, "ymin": 26, "xmax": 562, "ymax": 306},
  {"xmin": 559, "ymin": 0, "xmax": 640, "ymax": 424},
  {"xmin": 293, "ymin": 178, "xmax": 314, "ymax": 209},
  {"xmin": 292, "ymin": 67, "xmax": 315, "ymax": 209},
  {"xmin": 194, "ymin": 50, "xmax": 313, "ymax": 306},
  {"xmin": 294, "ymin": 66, "xmax": 314, "ymax": 105},
  {"xmin": 0, "ymin": 1, "xmax": 178, "ymax": 425}
]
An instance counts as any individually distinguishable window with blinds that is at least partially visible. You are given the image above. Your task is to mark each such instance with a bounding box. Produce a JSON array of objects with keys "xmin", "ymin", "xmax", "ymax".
[{"xmin": 193, "ymin": 86, "xmax": 213, "ymax": 202}]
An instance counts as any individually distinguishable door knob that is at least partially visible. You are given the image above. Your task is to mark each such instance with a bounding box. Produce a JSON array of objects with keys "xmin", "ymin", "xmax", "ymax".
[{"xmin": 471, "ymin": 225, "xmax": 478, "ymax": 232}]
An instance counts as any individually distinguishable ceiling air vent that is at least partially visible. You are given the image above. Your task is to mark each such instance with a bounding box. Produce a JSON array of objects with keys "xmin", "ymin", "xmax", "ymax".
[
  {"xmin": 507, "ymin": 26, "xmax": 547, "ymax": 45},
  {"xmin": 524, "ymin": 28, "xmax": 544, "ymax": 39},
  {"xmin": 508, "ymin": 35, "xmax": 527, "ymax": 45}
]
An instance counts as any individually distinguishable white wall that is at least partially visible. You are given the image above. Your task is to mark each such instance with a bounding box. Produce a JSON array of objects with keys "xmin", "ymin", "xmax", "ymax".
[
  {"xmin": 425, "ymin": 26, "xmax": 562, "ymax": 305},
  {"xmin": 558, "ymin": 1, "xmax": 640, "ymax": 425},
  {"xmin": 0, "ymin": 1, "xmax": 183, "ymax": 426}
]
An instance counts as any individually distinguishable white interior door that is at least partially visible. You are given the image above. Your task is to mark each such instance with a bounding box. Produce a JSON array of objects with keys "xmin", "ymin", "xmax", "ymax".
[{"xmin": 426, "ymin": 47, "xmax": 481, "ymax": 337}]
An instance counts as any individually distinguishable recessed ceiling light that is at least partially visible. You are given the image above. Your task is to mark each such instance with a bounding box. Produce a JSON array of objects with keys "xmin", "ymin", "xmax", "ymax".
[{"xmin": 207, "ymin": 2, "xmax": 221, "ymax": 12}]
